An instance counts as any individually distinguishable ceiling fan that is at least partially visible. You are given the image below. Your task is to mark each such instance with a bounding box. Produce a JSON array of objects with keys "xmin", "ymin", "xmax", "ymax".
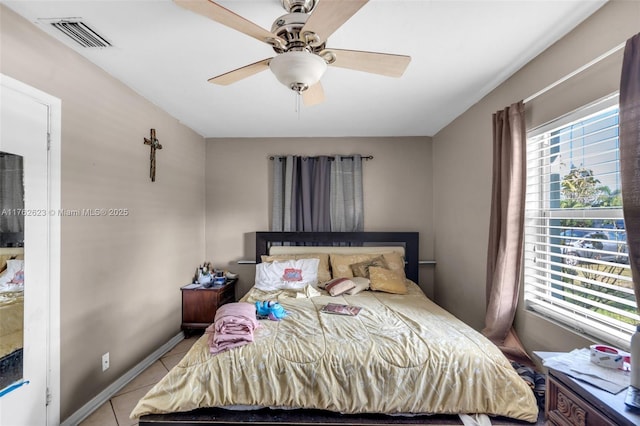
[{"xmin": 174, "ymin": 0, "xmax": 411, "ymax": 106}]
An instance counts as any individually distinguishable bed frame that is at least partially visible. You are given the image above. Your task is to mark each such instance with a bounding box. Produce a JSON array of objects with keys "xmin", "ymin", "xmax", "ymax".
[
  {"xmin": 255, "ymin": 231, "xmax": 419, "ymax": 283},
  {"xmin": 139, "ymin": 231, "xmax": 541, "ymax": 426}
]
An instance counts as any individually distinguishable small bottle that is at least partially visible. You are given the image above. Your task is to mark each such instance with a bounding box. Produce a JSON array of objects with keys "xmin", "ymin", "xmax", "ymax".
[{"xmin": 631, "ymin": 324, "xmax": 640, "ymax": 389}]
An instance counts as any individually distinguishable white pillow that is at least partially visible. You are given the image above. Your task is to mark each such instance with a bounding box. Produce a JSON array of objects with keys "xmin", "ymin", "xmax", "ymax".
[
  {"xmin": 0, "ymin": 259, "xmax": 24, "ymax": 286},
  {"xmin": 345, "ymin": 277, "xmax": 370, "ymax": 295},
  {"xmin": 255, "ymin": 258, "xmax": 320, "ymax": 291}
]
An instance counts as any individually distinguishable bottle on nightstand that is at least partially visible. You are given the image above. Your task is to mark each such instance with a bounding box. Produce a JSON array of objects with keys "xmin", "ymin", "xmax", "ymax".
[{"xmin": 625, "ymin": 324, "xmax": 640, "ymax": 408}]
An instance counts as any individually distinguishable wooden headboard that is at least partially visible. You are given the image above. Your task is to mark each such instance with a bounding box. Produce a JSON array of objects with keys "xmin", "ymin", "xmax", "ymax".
[{"xmin": 255, "ymin": 232, "xmax": 419, "ymax": 283}]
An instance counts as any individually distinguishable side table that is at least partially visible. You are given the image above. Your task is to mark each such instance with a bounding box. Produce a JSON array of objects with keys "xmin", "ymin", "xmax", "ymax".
[
  {"xmin": 535, "ymin": 351, "xmax": 640, "ymax": 426},
  {"xmin": 181, "ymin": 279, "xmax": 236, "ymax": 334}
]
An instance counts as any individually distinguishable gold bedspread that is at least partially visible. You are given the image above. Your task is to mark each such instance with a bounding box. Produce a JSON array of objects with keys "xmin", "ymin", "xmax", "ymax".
[
  {"xmin": 131, "ymin": 282, "xmax": 538, "ymax": 422},
  {"xmin": 0, "ymin": 291, "xmax": 24, "ymax": 358}
]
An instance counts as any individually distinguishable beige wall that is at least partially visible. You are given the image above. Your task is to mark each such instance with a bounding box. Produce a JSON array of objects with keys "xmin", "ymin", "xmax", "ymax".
[
  {"xmin": 204, "ymin": 137, "xmax": 435, "ymax": 298},
  {"xmin": 2, "ymin": 0, "xmax": 636, "ymax": 420},
  {"xmin": 433, "ymin": 0, "xmax": 639, "ymax": 357},
  {"xmin": 1, "ymin": 6, "xmax": 206, "ymax": 420}
]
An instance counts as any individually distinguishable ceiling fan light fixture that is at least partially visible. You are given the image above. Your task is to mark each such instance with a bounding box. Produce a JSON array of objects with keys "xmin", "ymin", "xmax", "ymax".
[{"xmin": 269, "ymin": 51, "xmax": 327, "ymax": 92}]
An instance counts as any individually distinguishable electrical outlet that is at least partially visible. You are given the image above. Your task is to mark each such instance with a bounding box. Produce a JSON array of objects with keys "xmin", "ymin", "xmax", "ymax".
[{"xmin": 102, "ymin": 352, "xmax": 109, "ymax": 372}]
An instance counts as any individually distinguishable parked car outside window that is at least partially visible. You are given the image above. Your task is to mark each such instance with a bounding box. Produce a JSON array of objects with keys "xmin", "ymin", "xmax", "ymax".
[
  {"xmin": 559, "ymin": 229, "xmax": 590, "ymax": 246},
  {"xmin": 562, "ymin": 231, "xmax": 628, "ymax": 265}
]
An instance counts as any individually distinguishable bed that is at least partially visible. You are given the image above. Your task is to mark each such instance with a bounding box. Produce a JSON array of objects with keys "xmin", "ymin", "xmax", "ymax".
[
  {"xmin": 132, "ymin": 232, "xmax": 539, "ymax": 425},
  {"xmin": 0, "ymin": 252, "xmax": 24, "ymax": 391}
]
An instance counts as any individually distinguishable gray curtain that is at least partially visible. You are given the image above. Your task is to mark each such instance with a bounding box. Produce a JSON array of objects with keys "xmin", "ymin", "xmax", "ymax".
[
  {"xmin": 271, "ymin": 155, "xmax": 363, "ymax": 232},
  {"xmin": 271, "ymin": 156, "xmax": 285, "ymax": 232},
  {"xmin": 284, "ymin": 156, "xmax": 294, "ymax": 231},
  {"xmin": 483, "ymin": 101, "xmax": 531, "ymax": 365},
  {"xmin": 291, "ymin": 156, "xmax": 331, "ymax": 231},
  {"xmin": 271, "ymin": 155, "xmax": 332, "ymax": 232},
  {"xmin": 271, "ymin": 155, "xmax": 297, "ymax": 232},
  {"xmin": 620, "ymin": 33, "xmax": 640, "ymax": 305},
  {"xmin": 0, "ymin": 153, "xmax": 24, "ymax": 233},
  {"xmin": 330, "ymin": 155, "xmax": 364, "ymax": 231},
  {"xmin": 312, "ymin": 157, "xmax": 331, "ymax": 231}
]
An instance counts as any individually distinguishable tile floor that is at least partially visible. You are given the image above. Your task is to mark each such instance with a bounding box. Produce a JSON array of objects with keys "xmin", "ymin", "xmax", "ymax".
[{"xmin": 78, "ymin": 334, "xmax": 199, "ymax": 426}]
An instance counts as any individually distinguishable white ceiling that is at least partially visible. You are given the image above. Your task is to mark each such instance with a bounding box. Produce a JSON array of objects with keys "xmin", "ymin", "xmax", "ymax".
[{"xmin": 2, "ymin": 0, "xmax": 606, "ymax": 138}]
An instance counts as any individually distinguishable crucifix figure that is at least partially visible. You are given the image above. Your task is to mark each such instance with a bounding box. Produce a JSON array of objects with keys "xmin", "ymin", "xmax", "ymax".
[{"xmin": 143, "ymin": 128, "xmax": 162, "ymax": 182}]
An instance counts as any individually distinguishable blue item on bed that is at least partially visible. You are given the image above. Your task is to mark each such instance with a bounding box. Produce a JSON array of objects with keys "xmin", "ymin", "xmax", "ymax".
[{"xmin": 255, "ymin": 301, "xmax": 288, "ymax": 321}]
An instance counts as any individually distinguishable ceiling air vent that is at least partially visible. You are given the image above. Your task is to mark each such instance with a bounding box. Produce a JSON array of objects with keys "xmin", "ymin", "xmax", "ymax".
[{"xmin": 49, "ymin": 20, "xmax": 111, "ymax": 48}]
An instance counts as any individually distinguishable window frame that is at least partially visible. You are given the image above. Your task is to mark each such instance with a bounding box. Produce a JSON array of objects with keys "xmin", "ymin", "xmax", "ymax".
[{"xmin": 523, "ymin": 93, "xmax": 638, "ymax": 350}]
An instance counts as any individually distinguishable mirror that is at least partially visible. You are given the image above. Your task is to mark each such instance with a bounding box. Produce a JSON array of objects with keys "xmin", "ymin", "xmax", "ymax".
[{"xmin": 0, "ymin": 152, "xmax": 25, "ymax": 392}]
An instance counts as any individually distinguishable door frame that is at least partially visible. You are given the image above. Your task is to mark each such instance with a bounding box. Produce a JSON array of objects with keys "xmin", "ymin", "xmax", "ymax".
[{"xmin": 1, "ymin": 73, "xmax": 61, "ymax": 425}]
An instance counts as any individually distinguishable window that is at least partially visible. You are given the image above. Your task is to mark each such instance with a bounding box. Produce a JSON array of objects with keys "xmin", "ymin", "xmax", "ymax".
[{"xmin": 524, "ymin": 94, "xmax": 638, "ymax": 350}]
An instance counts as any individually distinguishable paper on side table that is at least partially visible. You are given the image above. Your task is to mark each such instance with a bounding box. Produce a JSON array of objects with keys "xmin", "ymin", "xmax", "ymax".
[
  {"xmin": 543, "ymin": 348, "xmax": 630, "ymax": 394},
  {"xmin": 182, "ymin": 283, "xmax": 201, "ymax": 289}
]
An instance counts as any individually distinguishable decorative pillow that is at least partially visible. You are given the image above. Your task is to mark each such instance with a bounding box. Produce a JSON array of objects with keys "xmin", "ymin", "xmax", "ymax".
[
  {"xmin": 380, "ymin": 252, "xmax": 406, "ymax": 279},
  {"xmin": 350, "ymin": 255, "xmax": 388, "ymax": 278},
  {"xmin": 330, "ymin": 252, "xmax": 406, "ymax": 279},
  {"xmin": 344, "ymin": 277, "xmax": 370, "ymax": 295},
  {"xmin": 262, "ymin": 253, "xmax": 331, "ymax": 284},
  {"xmin": 368, "ymin": 266, "xmax": 407, "ymax": 294},
  {"xmin": 324, "ymin": 277, "xmax": 356, "ymax": 296},
  {"xmin": 255, "ymin": 258, "xmax": 320, "ymax": 291},
  {"xmin": 329, "ymin": 253, "xmax": 378, "ymax": 279}
]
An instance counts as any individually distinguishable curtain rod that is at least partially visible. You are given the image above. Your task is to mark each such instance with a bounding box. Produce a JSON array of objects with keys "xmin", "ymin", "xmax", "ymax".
[
  {"xmin": 269, "ymin": 155, "xmax": 374, "ymax": 161},
  {"xmin": 523, "ymin": 41, "xmax": 626, "ymax": 104}
]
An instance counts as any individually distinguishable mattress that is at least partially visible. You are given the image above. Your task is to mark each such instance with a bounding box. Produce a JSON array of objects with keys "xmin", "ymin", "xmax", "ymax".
[{"xmin": 131, "ymin": 281, "xmax": 538, "ymax": 422}]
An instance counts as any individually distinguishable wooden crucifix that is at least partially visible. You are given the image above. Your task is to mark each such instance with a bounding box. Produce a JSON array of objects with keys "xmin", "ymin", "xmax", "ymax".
[{"xmin": 143, "ymin": 128, "xmax": 162, "ymax": 182}]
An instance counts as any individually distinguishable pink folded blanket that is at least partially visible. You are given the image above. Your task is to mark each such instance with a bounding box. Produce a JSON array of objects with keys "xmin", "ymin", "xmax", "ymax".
[{"xmin": 206, "ymin": 302, "xmax": 259, "ymax": 355}]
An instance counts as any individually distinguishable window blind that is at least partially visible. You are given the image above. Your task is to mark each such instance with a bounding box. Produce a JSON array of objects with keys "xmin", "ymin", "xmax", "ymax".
[{"xmin": 524, "ymin": 95, "xmax": 638, "ymax": 350}]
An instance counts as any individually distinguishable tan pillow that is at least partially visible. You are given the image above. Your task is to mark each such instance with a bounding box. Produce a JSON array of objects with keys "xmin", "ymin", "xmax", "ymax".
[
  {"xmin": 330, "ymin": 252, "xmax": 406, "ymax": 280},
  {"xmin": 350, "ymin": 255, "xmax": 388, "ymax": 278},
  {"xmin": 329, "ymin": 253, "xmax": 378, "ymax": 279},
  {"xmin": 345, "ymin": 277, "xmax": 370, "ymax": 295},
  {"xmin": 324, "ymin": 277, "xmax": 356, "ymax": 296},
  {"xmin": 262, "ymin": 253, "xmax": 331, "ymax": 283},
  {"xmin": 369, "ymin": 266, "xmax": 408, "ymax": 294},
  {"xmin": 380, "ymin": 252, "xmax": 406, "ymax": 279}
]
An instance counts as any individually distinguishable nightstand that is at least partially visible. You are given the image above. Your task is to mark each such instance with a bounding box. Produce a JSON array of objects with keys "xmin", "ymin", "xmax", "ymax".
[
  {"xmin": 535, "ymin": 352, "xmax": 640, "ymax": 425},
  {"xmin": 180, "ymin": 280, "xmax": 236, "ymax": 333}
]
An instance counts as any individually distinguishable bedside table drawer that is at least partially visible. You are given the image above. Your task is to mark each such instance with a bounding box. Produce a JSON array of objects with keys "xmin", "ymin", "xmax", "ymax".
[
  {"xmin": 218, "ymin": 283, "xmax": 235, "ymax": 305},
  {"xmin": 547, "ymin": 372, "xmax": 617, "ymax": 426},
  {"xmin": 181, "ymin": 281, "xmax": 237, "ymax": 332},
  {"xmin": 219, "ymin": 292, "xmax": 235, "ymax": 306}
]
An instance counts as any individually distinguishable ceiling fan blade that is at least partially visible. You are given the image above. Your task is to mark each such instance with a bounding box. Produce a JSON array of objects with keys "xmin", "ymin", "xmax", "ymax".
[
  {"xmin": 208, "ymin": 58, "xmax": 272, "ymax": 85},
  {"xmin": 302, "ymin": 82, "xmax": 325, "ymax": 106},
  {"xmin": 301, "ymin": 0, "xmax": 369, "ymax": 45},
  {"xmin": 324, "ymin": 48, "xmax": 411, "ymax": 77},
  {"xmin": 174, "ymin": 0, "xmax": 284, "ymax": 47}
]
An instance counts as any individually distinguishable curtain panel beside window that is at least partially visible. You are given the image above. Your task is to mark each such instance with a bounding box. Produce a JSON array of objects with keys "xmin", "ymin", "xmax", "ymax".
[
  {"xmin": 483, "ymin": 101, "xmax": 532, "ymax": 366},
  {"xmin": 620, "ymin": 32, "xmax": 640, "ymax": 306}
]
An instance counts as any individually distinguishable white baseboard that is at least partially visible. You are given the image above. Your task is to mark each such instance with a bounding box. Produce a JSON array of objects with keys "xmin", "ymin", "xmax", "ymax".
[{"xmin": 61, "ymin": 331, "xmax": 185, "ymax": 426}]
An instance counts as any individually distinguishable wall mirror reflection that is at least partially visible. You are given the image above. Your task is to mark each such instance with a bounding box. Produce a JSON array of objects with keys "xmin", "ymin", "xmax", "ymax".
[{"xmin": 0, "ymin": 152, "xmax": 25, "ymax": 392}]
